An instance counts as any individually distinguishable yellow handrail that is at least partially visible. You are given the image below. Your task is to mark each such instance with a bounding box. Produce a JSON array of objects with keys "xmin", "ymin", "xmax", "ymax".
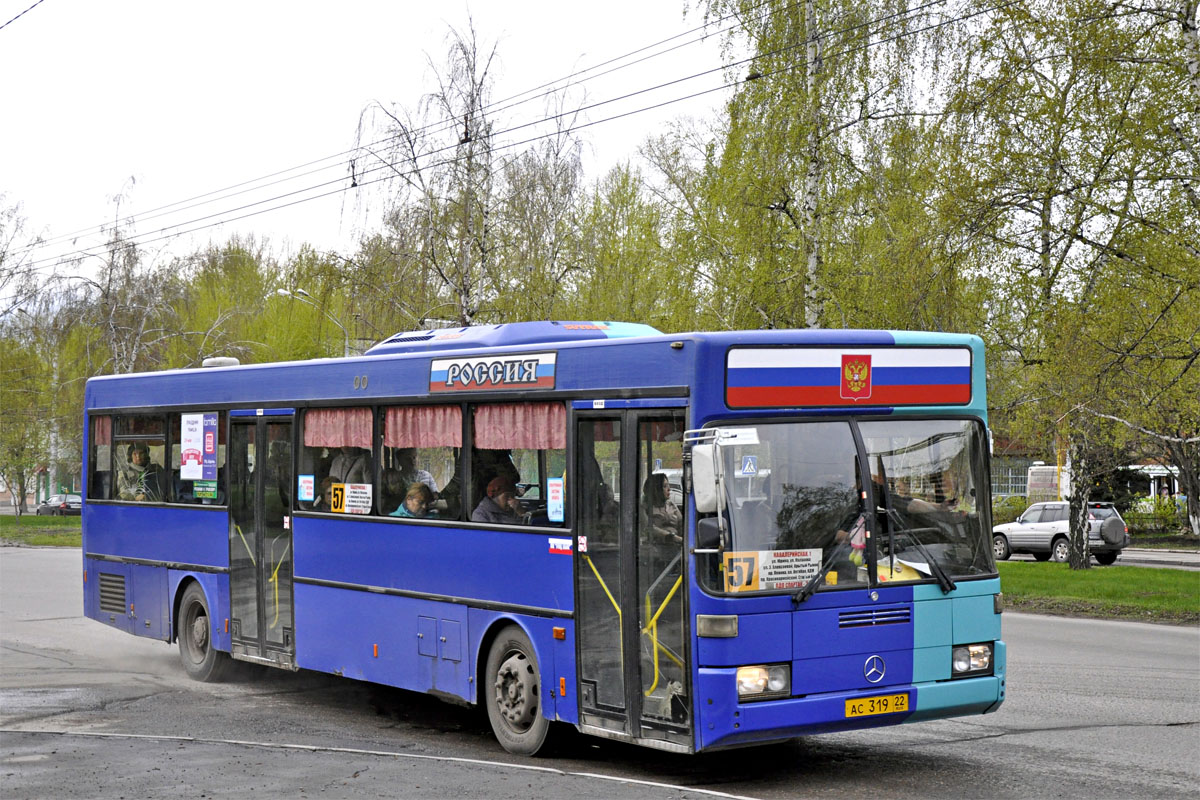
[
  {"xmin": 582, "ymin": 554, "xmax": 622, "ymax": 621},
  {"xmin": 268, "ymin": 538, "xmax": 291, "ymax": 629},
  {"xmin": 234, "ymin": 523, "xmax": 256, "ymax": 566},
  {"xmin": 641, "ymin": 575, "xmax": 684, "ymax": 695}
]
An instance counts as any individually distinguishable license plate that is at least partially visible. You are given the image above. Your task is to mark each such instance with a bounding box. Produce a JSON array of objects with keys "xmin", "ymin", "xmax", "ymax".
[{"xmin": 845, "ymin": 692, "xmax": 909, "ymax": 718}]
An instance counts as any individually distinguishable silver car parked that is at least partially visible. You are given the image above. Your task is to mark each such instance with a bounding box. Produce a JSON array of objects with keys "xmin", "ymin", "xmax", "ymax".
[{"xmin": 992, "ymin": 501, "xmax": 1129, "ymax": 565}]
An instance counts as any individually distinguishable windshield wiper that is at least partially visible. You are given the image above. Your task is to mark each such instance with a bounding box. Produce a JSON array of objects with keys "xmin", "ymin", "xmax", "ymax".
[
  {"xmin": 881, "ymin": 507, "xmax": 956, "ymax": 594},
  {"xmin": 792, "ymin": 548, "xmax": 840, "ymax": 604}
]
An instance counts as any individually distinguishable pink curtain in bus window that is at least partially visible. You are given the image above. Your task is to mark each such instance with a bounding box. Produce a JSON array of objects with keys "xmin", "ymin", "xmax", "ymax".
[
  {"xmin": 92, "ymin": 415, "xmax": 112, "ymax": 445},
  {"xmin": 384, "ymin": 405, "xmax": 463, "ymax": 448},
  {"xmin": 303, "ymin": 407, "xmax": 372, "ymax": 448},
  {"xmin": 474, "ymin": 403, "xmax": 566, "ymax": 450}
]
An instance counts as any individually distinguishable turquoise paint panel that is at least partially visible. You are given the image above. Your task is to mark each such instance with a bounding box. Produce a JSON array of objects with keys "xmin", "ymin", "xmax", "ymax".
[
  {"xmin": 907, "ymin": 676, "xmax": 1002, "ymax": 721},
  {"xmin": 912, "ymin": 597, "xmax": 952, "ymax": 682},
  {"xmin": 954, "ymin": 594, "xmax": 1001, "ymax": 643},
  {"xmin": 913, "ymin": 645, "xmax": 949, "ymax": 682},
  {"xmin": 913, "ymin": 577, "xmax": 1000, "ymax": 601},
  {"xmin": 913, "ymin": 598, "xmax": 951, "ymax": 648}
]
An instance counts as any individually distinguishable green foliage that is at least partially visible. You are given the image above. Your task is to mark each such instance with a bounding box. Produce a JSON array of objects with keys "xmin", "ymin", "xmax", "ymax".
[
  {"xmin": 0, "ymin": 332, "xmax": 49, "ymax": 514},
  {"xmin": 1124, "ymin": 498, "xmax": 1190, "ymax": 536},
  {"xmin": 992, "ymin": 495, "xmax": 1028, "ymax": 526}
]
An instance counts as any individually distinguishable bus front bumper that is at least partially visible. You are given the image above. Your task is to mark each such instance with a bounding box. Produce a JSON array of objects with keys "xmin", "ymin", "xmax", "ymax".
[{"xmin": 695, "ymin": 670, "xmax": 1005, "ymax": 751}]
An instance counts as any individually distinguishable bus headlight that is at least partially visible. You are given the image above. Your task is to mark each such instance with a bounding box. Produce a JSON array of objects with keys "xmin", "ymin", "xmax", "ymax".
[
  {"xmin": 736, "ymin": 664, "xmax": 790, "ymax": 700},
  {"xmin": 951, "ymin": 643, "xmax": 993, "ymax": 677}
]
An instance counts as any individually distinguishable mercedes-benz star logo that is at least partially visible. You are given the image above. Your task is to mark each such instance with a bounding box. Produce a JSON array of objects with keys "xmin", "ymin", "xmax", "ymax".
[{"xmin": 864, "ymin": 655, "xmax": 886, "ymax": 683}]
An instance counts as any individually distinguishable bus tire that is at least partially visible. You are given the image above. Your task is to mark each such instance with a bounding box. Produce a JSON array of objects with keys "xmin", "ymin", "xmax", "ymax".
[
  {"xmin": 485, "ymin": 624, "xmax": 549, "ymax": 756},
  {"xmin": 178, "ymin": 583, "xmax": 231, "ymax": 682}
]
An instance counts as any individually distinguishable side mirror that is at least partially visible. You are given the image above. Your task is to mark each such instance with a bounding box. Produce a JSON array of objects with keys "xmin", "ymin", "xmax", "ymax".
[
  {"xmin": 696, "ymin": 516, "xmax": 723, "ymax": 550},
  {"xmin": 692, "ymin": 444, "xmax": 717, "ymax": 513}
]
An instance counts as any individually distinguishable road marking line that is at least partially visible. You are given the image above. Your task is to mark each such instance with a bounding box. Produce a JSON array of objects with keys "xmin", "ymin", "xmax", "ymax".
[{"xmin": 0, "ymin": 729, "xmax": 764, "ymax": 800}]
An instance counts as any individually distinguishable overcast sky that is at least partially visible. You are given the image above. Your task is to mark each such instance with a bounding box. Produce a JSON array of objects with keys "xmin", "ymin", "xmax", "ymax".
[{"xmin": 1, "ymin": 0, "xmax": 730, "ymax": 280}]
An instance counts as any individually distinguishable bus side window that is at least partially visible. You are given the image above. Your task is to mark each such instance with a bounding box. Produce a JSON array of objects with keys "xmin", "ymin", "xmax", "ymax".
[
  {"xmin": 89, "ymin": 415, "xmax": 112, "ymax": 499},
  {"xmin": 168, "ymin": 412, "xmax": 227, "ymax": 505},
  {"xmin": 380, "ymin": 405, "xmax": 463, "ymax": 519},
  {"xmin": 470, "ymin": 403, "xmax": 567, "ymax": 527},
  {"xmin": 301, "ymin": 408, "xmax": 374, "ymax": 513}
]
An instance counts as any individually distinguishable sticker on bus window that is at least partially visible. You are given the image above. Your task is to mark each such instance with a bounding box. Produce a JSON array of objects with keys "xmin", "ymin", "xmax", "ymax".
[
  {"xmin": 297, "ymin": 475, "xmax": 315, "ymax": 503},
  {"xmin": 723, "ymin": 549, "xmax": 822, "ymax": 593},
  {"xmin": 193, "ymin": 480, "xmax": 218, "ymax": 500},
  {"xmin": 547, "ymin": 477, "xmax": 564, "ymax": 522},
  {"xmin": 342, "ymin": 483, "xmax": 372, "ymax": 514}
]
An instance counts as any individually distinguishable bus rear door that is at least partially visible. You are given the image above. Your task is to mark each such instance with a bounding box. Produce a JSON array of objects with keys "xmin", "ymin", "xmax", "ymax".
[{"xmin": 228, "ymin": 411, "xmax": 296, "ymax": 668}]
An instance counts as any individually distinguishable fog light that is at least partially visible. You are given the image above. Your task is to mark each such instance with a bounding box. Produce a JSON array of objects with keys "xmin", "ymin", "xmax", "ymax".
[
  {"xmin": 951, "ymin": 643, "xmax": 993, "ymax": 676},
  {"xmin": 736, "ymin": 664, "xmax": 790, "ymax": 700}
]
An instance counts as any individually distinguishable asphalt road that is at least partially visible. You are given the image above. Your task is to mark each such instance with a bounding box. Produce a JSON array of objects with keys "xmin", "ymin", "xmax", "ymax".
[{"xmin": 2, "ymin": 547, "xmax": 1197, "ymax": 799}]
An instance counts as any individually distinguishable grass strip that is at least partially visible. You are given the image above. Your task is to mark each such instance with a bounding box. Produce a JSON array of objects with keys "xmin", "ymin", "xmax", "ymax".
[
  {"xmin": 0, "ymin": 515, "xmax": 82, "ymax": 547},
  {"xmin": 997, "ymin": 561, "xmax": 1200, "ymax": 625}
]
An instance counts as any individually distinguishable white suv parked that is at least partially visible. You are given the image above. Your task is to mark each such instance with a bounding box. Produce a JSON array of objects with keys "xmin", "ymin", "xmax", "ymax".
[{"xmin": 992, "ymin": 501, "xmax": 1129, "ymax": 565}]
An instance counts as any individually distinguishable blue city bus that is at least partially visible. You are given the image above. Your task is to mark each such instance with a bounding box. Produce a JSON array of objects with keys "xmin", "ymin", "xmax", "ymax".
[{"xmin": 82, "ymin": 322, "xmax": 1005, "ymax": 754}]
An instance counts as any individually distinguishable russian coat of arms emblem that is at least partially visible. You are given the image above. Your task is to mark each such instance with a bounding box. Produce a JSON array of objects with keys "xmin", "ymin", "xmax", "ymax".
[{"xmin": 840, "ymin": 354, "xmax": 872, "ymax": 400}]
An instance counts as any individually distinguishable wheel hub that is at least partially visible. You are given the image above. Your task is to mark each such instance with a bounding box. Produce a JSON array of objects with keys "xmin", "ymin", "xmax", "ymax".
[
  {"xmin": 494, "ymin": 653, "xmax": 536, "ymax": 729},
  {"xmin": 190, "ymin": 614, "xmax": 209, "ymax": 651}
]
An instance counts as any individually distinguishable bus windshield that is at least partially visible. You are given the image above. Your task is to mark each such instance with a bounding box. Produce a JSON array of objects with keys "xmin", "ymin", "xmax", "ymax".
[{"xmin": 709, "ymin": 418, "xmax": 994, "ymax": 595}]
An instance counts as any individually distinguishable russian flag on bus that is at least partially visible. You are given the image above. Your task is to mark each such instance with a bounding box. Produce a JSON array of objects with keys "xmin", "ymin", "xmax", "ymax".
[{"xmin": 726, "ymin": 347, "xmax": 972, "ymax": 409}]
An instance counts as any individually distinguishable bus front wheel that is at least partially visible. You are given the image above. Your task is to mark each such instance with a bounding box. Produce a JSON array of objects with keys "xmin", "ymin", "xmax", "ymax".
[
  {"xmin": 178, "ymin": 583, "xmax": 231, "ymax": 682},
  {"xmin": 485, "ymin": 625, "xmax": 549, "ymax": 755}
]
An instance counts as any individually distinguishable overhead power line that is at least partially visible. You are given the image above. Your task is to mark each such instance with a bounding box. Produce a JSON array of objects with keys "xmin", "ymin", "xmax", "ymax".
[
  {"xmin": 0, "ymin": 0, "xmax": 47, "ymax": 32},
  {"xmin": 18, "ymin": 0, "xmax": 790, "ymax": 257},
  {"xmin": 17, "ymin": 0, "xmax": 1005, "ymax": 277}
]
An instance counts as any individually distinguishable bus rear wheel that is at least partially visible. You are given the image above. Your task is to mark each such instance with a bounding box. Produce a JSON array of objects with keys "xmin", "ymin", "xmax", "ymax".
[
  {"xmin": 485, "ymin": 625, "xmax": 549, "ymax": 755},
  {"xmin": 178, "ymin": 583, "xmax": 231, "ymax": 682}
]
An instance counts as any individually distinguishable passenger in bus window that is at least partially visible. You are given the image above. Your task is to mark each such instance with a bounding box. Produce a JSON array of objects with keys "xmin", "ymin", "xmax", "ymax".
[
  {"xmin": 641, "ymin": 473, "xmax": 683, "ymax": 543},
  {"xmin": 472, "ymin": 449, "xmax": 522, "ymax": 508},
  {"xmin": 396, "ymin": 448, "xmax": 439, "ymax": 494},
  {"xmin": 312, "ymin": 476, "xmax": 334, "ymax": 511},
  {"xmin": 390, "ymin": 482, "xmax": 435, "ymax": 518},
  {"xmin": 471, "ymin": 477, "xmax": 525, "ymax": 524},
  {"xmin": 118, "ymin": 443, "xmax": 165, "ymax": 502},
  {"xmin": 329, "ymin": 446, "xmax": 371, "ymax": 484}
]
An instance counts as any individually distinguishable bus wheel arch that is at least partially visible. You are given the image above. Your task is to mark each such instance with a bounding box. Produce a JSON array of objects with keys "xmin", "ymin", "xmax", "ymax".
[
  {"xmin": 177, "ymin": 580, "xmax": 231, "ymax": 682},
  {"xmin": 482, "ymin": 621, "xmax": 550, "ymax": 755}
]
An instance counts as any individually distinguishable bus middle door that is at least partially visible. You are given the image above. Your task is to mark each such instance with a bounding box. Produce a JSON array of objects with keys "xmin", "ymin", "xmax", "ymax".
[
  {"xmin": 575, "ymin": 409, "xmax": 690, "ymax": 751},
  {"xmin": 228, "ymin": 412, "xmax": 295, "ymax": 668}
]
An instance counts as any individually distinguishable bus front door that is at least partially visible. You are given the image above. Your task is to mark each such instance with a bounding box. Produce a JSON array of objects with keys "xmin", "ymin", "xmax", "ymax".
[
  {"xmin": 575, "ymin": 411, "xmax": 690, "ymax": 751},
  {"xmin": 228, "ymin": 416, "xmax": 295, "ymax": 668}
]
